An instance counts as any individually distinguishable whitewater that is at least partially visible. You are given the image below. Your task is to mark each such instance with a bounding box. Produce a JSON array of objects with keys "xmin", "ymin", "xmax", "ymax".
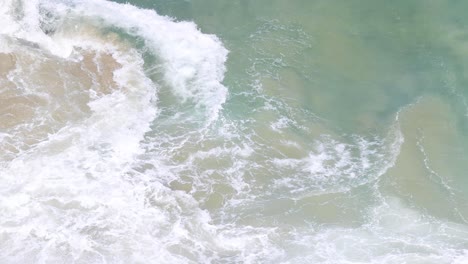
[{"xmin": 1, "ymin": 0, "xmax": 468, "ymax": 263}]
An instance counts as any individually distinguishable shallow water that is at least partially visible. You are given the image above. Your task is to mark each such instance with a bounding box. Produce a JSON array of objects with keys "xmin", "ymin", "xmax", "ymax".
[{"xmin": 1, "ymin": 0, "xmax": 468, "ymax": 263}]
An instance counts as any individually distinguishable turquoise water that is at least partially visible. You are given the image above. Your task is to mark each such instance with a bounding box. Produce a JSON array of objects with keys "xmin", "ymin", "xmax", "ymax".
[{"xmin": 1, "ymin": 0, "xmax": 468, "ymax": 263}]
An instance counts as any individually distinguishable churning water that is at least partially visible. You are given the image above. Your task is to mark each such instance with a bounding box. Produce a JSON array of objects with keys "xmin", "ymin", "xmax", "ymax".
[{"xmin": 1, "ymin": 0, "xmax": 468, "ymax": 263}]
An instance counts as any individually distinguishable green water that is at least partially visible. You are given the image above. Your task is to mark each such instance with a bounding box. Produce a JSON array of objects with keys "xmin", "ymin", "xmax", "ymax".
[
  {"xmin": 3, "ymin": 0, "xmax": 468, "ymax": 262},
  {"xmin": 116, "ymin": 0, "xmax": 465, "ymax": 130},
  {"xmin": 124, "ymin": 0, "xmax": 468, "ymax": 211},
  {"xmin": 111, "ymin": 0, "xmax": 468, "ymax": 262}
]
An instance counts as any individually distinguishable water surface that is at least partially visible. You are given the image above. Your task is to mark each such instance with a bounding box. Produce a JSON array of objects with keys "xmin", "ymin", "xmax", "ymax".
[{"xmin": 1, "ymin": 0, "xmax": 468, "ymax": 263}]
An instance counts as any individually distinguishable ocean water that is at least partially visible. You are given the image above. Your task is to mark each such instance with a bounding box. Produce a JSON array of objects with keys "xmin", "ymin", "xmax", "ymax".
[{"xmin": 1, "ymin": 0, "xmax": 468, "ymax": 263}]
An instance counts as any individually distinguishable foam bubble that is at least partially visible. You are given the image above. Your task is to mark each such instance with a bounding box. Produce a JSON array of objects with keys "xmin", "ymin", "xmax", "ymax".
[
  {"xmin": 270, "ymin": 123, "xmax": 404, "ymax": 196},
  {"xmin": 0, "ymin": 0, "xmax": 242, "ymax": 262},
  {"xmin": 277, "ymin": 196, "xmax": 468, "ymax": 264},
  {"xmin": 3, "ymin": 1, "xmax": 468, "ymax": 263},
  {"xmin": 52, "ymin": 0, "xmax": 228, "ymax": 121}
]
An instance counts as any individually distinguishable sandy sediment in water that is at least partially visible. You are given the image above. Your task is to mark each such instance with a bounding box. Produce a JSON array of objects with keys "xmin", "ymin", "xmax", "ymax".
[
  {"xmin": 0, "ymin": 53, "xmax": 16, "ymax": 74},
  {"xmin": 0, "ymin": 46, "xmax": 122, "ymax": 161}
]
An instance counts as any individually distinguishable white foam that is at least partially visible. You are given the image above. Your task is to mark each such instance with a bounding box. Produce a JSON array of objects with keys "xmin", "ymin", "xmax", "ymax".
[
  {"xmin": 2, "ymin": 0, "xmax": 228, "ymax": 121},
  {"xmin": 271, "ymin": 121, "xmax": 404, "ymax": 196},
  {"xmin": 4, "ymin": 1, "xmax": 468, "ymax": 263},
  {"xmin": 0, "ymin": 1, "xmax": 254, "ymax": 263},
  {"xmin": 280, "ymin": 197, "xmax": 468, "ymax": 264},
  {"xmin": 53, "ymin": 0, "xmax": 228, "ymax": 121},
  {"xmin": 0, "ymin": 28, "xmax": 162, "ymax": 263}
]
